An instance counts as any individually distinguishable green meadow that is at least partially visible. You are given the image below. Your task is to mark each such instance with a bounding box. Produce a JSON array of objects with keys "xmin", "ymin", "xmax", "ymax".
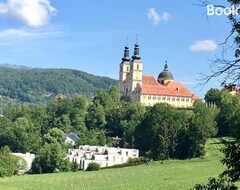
[{"xmin": 0, "ymin": 139, "xmax": 225, "ymax": 190}]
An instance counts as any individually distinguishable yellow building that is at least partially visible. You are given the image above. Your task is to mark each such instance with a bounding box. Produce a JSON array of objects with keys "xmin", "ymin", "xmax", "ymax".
[{"xmin": 119, "ymin": 43, "xmax": 201, "ymax": 107}]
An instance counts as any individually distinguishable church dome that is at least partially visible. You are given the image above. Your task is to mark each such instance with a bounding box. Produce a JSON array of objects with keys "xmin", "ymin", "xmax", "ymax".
[{"xmin": 158, "ymin": 63, "xmax": 174, "ymax": 84}]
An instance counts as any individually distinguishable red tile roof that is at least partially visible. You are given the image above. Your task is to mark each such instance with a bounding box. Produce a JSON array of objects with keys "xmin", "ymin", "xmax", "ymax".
[
  {"xmin": 192, "ymin": 94, "xmax": 201, "ymax": 100},
  {"xmin": 221, "ymin": 85, "xmax": 240, "ymax": 96},
  {"xmin": 141, "ymin": 75, "xmax": 200, "ymax": 99}
]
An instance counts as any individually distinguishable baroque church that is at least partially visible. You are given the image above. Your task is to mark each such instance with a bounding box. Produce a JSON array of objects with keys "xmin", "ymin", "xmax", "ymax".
[{"xmin": 119, "ymin": 42, "xmax": 201, "ymax": 107}]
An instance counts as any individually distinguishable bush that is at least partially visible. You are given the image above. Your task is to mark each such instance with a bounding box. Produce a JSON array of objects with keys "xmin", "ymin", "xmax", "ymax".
[
  {"xmin": 59, "ymin": 159, "xmax": 72, "ymax": 172},
  {"xmin": 31, "ymin": 142, "xmax": 67, "ymax": 174},
  {"xmin": 13, "ymin": 155, "xmax": 28, "ymax": 174},
  {"xmin": 71, "ymin": 161, "xmax": 80, "ymax": 172},
  {"xmin": 86, "ymin": 162, "xmax": 100, "ymax": 171},
  {"xmin": 0, "ymin": 146, "xmax": 19, "ymax": 177},
  {"xmin": 102, "ymin": 157, "xmax": 150, "ymax": 170},
  {"xmin": 127, "ymin": 157, "xmax": 150, "ymax": 165}
]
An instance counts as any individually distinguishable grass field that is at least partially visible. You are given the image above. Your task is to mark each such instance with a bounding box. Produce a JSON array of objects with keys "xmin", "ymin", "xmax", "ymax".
[{"xmin": 0, "ymin": 139, "xmax": 225, "ymax": 190}]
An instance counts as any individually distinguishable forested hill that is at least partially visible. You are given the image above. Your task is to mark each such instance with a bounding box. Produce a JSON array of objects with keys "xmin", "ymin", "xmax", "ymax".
[{"xmin": 0, "ymin": 67, "xmax": 117, "ymax": 104}]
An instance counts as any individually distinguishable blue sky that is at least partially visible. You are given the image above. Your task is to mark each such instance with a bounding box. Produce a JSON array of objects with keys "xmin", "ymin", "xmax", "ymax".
[{"xmin": 0, "ymin": 0, "xmax": 235, "ymax": 98}]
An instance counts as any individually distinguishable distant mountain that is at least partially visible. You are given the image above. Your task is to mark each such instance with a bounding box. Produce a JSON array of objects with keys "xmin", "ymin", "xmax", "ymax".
[
  {"xmin": 0, "ymin": 64, "xmax": 31, "ymax": 69},
  {"xmin": 0, "ymin": 66, "xmax": 118, "ymax": 104}
]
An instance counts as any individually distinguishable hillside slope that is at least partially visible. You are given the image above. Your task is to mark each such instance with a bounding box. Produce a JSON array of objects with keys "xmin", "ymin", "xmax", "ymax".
[
  {"xmin": 0, "ymin": 67, "xmax": 117, "ymax": 104},
  {"xmin": 0, "ymin": 139, "xmax": 225, "ymax": 190}
]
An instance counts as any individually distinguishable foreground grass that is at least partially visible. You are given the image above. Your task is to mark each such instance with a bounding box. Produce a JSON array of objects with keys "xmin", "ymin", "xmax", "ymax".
[{"xmin": 0, "ymin": 139, "xmax": 225, "ymax": 190}]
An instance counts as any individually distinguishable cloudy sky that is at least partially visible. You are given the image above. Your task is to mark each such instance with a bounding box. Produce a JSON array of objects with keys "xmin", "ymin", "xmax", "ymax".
[{"xmin": 0, "ymin": 0, "xmax": 234, "ymax": 98}]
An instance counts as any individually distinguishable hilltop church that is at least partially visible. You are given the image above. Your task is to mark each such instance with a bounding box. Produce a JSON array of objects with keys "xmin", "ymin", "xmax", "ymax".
[{"xmin": 119, "ymin": 43, "xmax": 201, "ymax": 107}]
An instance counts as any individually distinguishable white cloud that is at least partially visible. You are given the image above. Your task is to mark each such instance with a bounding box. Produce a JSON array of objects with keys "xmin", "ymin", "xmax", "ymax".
[
  {"xmin": 0, "ymin": 27, "xmax": 61, "ymax": 47},
  {"xmin": 0, "ymin": 0, "xmax": 57, "ymax": 28},
  {"xmin": 190, "ymin": 40, "xmax": 217, "ymax": 52},
  {"xmin": 147, "ymin": 8, "xmax": 170, "ymax": 25},
  {"xmin": 162, "ymin": 12, "xmax": 170, "ymax": 21}
]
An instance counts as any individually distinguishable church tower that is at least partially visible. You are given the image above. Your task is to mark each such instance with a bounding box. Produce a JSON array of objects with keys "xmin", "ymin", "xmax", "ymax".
[
  {"xmin": 119, "ymin": 45, "xmax": 131, "ymax": 96},
  {"xmin": 128, "ymin": 42, "xmax": 143, "ymax": 98}
]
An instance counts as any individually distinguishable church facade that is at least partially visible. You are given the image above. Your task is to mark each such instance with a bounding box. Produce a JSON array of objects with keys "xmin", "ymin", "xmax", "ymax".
[{"xmin": 119, "ymin": 43, "xmax": 201, "ymax": 107}]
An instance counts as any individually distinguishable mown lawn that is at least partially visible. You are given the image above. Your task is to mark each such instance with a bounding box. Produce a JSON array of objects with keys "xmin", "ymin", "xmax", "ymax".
[{"xmin": 0, "ymin": 139, "xmax": 225, "ymax": 190}]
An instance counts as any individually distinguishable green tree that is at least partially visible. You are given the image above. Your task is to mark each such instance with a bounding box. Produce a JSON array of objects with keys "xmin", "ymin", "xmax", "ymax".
[
  {"xmin": 135, "ymin": 103, "xmax": 185, "ymax": 160},
  {"xmin": 85, "ymin": 100, "xmax": 106, "ymax": 130},
  {"xmin": 204, "ymin": 89, "xmax": 222, "ymax": 107},
  {"xmin": 52, "ymin": 114, "xmax": 72, "ymax": 132},
  {"xmin": 179, "ymin": 102, "xmax": 217, "ymax": 159},
  {"xmin": 120, "ymin": 103, "xmax": 146, "ymax": 148},
  {"xmin": 120, "ymin": 95, "xmax": 132, "ymax": 103},
  {"xmin": 93, "ymin": 86, "xmax": 119, "ymax": 111},
  {"xmin": 217, "ymin": 93, "xmax": 240, "ymax": 136},
  {"xmin": 31, "ymin": 142, "xmax": 67, "ymax": 174},
  {"xmin": 42, "ymin": 128, "xmax": 65, "ymax": 144},
  {"xmin": 77, "ymin": 129, "xmax": 111, "ymax": 146},
  {"xmin": 192, "ymin": 101, "xmax": 218, "ymax": 138},
  {"xmin": 0, "ymin": 117, "xmax": 40, "ymax": 153},
  {"xmin": 0, "ymin": 146, "xmax": 19, "ymax": 177}
]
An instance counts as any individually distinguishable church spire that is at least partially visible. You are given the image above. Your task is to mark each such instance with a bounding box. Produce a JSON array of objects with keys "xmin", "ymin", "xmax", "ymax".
[
  {"xmin": 164, "ymin": 61, "xmax": 168, "ymax": 71},
  {"xmin": 122, "ymin": 45, "xmax": 130, "ymax": 62},
  {"xmin": 132, "ymin": 38, "xmax": 141, "ymax": 60}
]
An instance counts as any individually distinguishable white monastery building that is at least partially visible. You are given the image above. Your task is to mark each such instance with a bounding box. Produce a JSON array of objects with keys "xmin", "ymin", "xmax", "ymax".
[{"xmin": 119, "ymin": 43, "xmax": 201, "ymax": 107}]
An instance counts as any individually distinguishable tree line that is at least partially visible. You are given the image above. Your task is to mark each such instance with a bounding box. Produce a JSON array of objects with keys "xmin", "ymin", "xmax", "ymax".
[{"xmin": 0, "ymin": 86, "xmax": 238, "ymax": 175}]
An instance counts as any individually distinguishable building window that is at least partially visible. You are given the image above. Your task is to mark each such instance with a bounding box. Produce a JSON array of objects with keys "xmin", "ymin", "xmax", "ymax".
[
  {"xmin": 167, "ymin": 97, "xmax": 170, "ymax": 101},
  {"xmin": 157, "ymin": 96, "xmax": 161, "ymax": 100},
  {"xmin": 181, "ymin": 98, "xmax": 185, "ymax": 102},
  {"xmin": 127, "ymin": 67, "xmax": 129, "ymax": 71},
  {"xmin": 162, "ymin": 97, "xmax": 166, "ymax": 100},
  {"xmin": 126, "ymin": 151, "xmax": 128, "ymax": 156},
  {"xmin": 177, "ymin": 98, "xmax": 180, "ymax": 101},
  {"xmin": 137, "ymin": 65, "xmax": 139, "ymax": 70},
  {"xmin": 148, "ymin": 96, "xmax": 151, "ymax": 100},
  {"xmin": 172, "ymin": 98, "xmax": 175, "ymax": 101},
  {"xmin": 153, "ymin": 96, "xmax": 156, "ymax": 100}
]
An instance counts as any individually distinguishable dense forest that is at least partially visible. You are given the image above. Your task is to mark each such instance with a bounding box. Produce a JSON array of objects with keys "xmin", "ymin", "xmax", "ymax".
[
  {"xmin": 0, "ymin": 65, "xmax": 117, "ymax": 104},
  {"xmin": 0, "ymin": 84, "xmax": 239, "ymax": 175}
]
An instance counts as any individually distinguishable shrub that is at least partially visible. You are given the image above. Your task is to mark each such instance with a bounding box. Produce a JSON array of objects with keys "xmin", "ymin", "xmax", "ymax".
[
  {"xmin": 71, "ymin": 161, "xmax": 80, "ymax": 172},
  {"xmin": 31, "ymin": 142, "xmax": 66, "ymax": 174},
  {"xmin": 14, "ymin": 155, "xmax": 28, "ymax": 174},
  {"xmin": 127, "ymin": 157, "xmax": 150, "ymax": 165},
  {"xmin": 59, "ymin": 159, "xmax": 72, "ymax": 172},
  {"xmin": 102, "ymin": 157, "xmax": 150, "ymax": 170},
  {"xmin": 0, "ymin": 146, "xmax": 19, "ymax": 177},
  {"xmin": 86, "ymin": 162, "xmax": 100, "ymax": 171}
]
